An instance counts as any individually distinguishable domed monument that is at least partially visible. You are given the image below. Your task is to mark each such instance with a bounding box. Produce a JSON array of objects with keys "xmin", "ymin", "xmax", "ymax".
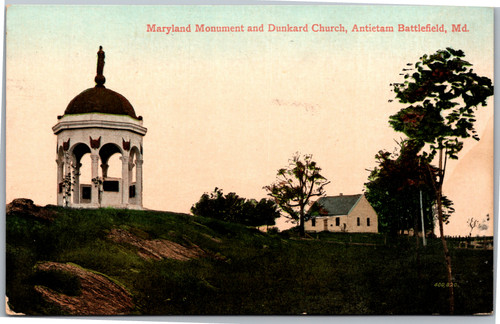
[{"xmin": 52, "ymin": 47, "xmax": 147, "ymax": 209}]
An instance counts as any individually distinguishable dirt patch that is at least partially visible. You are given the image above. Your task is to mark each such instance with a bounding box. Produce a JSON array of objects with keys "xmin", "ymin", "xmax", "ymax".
[
  {"xmin": 34, "ymin": 262, "xmax": 134, "ymax": 315},
  {"xmin": 7, "ymin": 198, "xmax": 55, "ymax": 222},
  {"xmin": 107, "ymin": 228, "xmax": 205, "ymax": 261}
]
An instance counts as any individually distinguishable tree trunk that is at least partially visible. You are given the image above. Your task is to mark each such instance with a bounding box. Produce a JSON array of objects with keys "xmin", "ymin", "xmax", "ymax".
[
  {"xmin": 436, "ymin": 149, "xmax": 454, "ymax": 314},
  {"xmin": 299, "ymin": 205, "xmax": 305, "ymax": 237},
  {"xmin": 436, "ymin": 186, "xmax": 454, "ymax": 314}
]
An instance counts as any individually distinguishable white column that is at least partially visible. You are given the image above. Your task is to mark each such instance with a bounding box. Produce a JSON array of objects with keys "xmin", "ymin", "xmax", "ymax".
[
  {"xmin": 128, "ymin": 161, "xmax": 135, "ymax": 204},
  {"xmin": 101, "ymin": 163, "xmax": 109, "ymax": 178},
  {"xmin": 56, "ymin": 159, "xmax": 64, "ymax": 206},
  {"xmin": 63, "ymin": 153, "xmax": 72, "ymax": 207},
  {"xmin": 91, "ymin": 154, "xmax": 100, "ymax": 207},
  {"xmin": 128, "ymin": 161, "xmax": 135, "ymax": 185},
  {"xmin": 136, "ymin": 159, "xmax": 143, "ymax": 208},
  {"xmin": 121, "ymin": 156, "xmax": 129, "ymax": 206},
  {"xmin": 73, "ymin": 162, "xmax": 82, "ymax": 204}
]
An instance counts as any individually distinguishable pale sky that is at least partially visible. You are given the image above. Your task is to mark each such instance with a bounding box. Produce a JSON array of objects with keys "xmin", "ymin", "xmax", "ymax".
[{"xmin": 5, "ymin": 4, "xmax": 494, "ymax": 236}]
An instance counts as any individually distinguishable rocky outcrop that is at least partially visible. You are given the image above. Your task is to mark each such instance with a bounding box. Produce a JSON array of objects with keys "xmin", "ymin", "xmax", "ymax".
[
  {"xmin": 34, "ymin": 262, "xmax": 134, "ymax": 315},
  {"xmin": 6, "ymin": 198, "xmax": 55, "ymax": 222},
  {"xmin": 108, "ymin": 228, "xmax": 205, "ymax": 261}
]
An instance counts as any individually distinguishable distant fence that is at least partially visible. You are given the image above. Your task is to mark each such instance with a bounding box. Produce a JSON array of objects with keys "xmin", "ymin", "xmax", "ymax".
[{"xmin": 447, "ymin": 236, "xmax": 494, "ymax": 250}]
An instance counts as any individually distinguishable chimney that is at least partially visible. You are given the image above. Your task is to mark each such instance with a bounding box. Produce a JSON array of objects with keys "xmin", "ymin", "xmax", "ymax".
[{"xmin": 339, "ymin": 193, "xmax": 343, "ymax": 196}]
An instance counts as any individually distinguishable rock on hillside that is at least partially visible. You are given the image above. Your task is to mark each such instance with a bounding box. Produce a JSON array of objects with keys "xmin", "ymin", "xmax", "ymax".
[
  {"xmin": 6, "ymin": 198, "xmax": 55, "ymax": 222},
  {"xmin": 107, "ymin": 228, "xmax": 206, "ymax": 261},
  {"xmin": 34, "ymin": 262, "xmax": 134, "ymax": 315}
]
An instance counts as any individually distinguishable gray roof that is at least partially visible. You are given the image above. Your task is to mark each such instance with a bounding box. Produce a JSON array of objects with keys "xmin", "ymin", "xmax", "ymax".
[{"xmin": 312, "ymin": 194, "xmax": 363, "ymax": 216}]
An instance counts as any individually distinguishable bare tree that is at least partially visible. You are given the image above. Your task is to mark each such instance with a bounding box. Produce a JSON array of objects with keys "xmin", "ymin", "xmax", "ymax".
[
  {"xmin": 264, "ymin": 153, "xmax": 330, "ymax": 237},
  {"xmin": 466, "ymin": 217, "xmax": 479, "ymax": 237}
]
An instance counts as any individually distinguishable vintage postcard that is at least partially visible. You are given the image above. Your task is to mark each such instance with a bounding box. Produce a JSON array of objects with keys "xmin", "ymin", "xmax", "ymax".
[{"xmin": 5, "ymin": 4, "xmax": 494, "ymax": 315}]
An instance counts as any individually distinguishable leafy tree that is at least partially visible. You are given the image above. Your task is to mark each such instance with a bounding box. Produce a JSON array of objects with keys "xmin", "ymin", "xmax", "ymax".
[
  {"xmin": 191, "ymin": 188, "xmax": 280, "ymax": 228},
  {"xmin": 264, "ymin": 153, "xmax": 330, "ymax": 237},
  {"xmin": 389, "ymin": 48, "xmax": 493, "ymax": 314},
  {"xmin": 243, "ymin": 198, "xmax": 281, "ymax": 228},
  {"xmin": 365, "ymin": 140, "xmax": 453, "ymax": 236}
]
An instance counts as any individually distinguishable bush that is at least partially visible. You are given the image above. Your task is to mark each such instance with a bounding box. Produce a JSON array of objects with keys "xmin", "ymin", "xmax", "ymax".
[{"xmin": 191, "ymin": 188, "xmax": 280, "ymax": 227}]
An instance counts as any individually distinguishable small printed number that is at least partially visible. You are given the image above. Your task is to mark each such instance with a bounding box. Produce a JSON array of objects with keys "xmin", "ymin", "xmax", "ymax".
[{"xmin": 434, "ymin": 282, "xmax": 459, "ymax": 288}]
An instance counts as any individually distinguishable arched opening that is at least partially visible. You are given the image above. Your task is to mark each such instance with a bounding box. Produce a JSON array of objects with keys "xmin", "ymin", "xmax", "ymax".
[
  {"xmin": 106, "ymin": 154, "xmax": 122, "ymax": 178},
  {"xmin": 128, "ymin": 147, "xmax": 141, "ymax": 204},
  {"xmin": 70, "ymin": 143, "xmax": 91, "ymax": 205},
  {"xmin": 99, "ymin": 143, "xmax": 123, "ymax": 178},
  {"xmin": 130, "ymin": 148, "xmax": 139, "ymax": 184},
  {"xmin": 78, "ymin": 154, "xmax": 93, "ymax": 203},
  {"xmin": 99, "ymin": 143, "xmax": 124, "ymax": 206}
]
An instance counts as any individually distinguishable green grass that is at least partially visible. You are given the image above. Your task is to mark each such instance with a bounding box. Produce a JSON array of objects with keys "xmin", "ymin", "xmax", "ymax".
[{"xmin": 6, "ymin": 206, "xmax": 493, "ymax": 315}]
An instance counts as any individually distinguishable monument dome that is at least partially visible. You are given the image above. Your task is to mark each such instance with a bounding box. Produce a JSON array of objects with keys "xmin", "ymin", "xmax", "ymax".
[
  {"xmin": 60, "ymin": 46, "xmax": 141, "ymax": 120},
  {"xmin": 64, "ymin": 87, "xmax": 140, "ymax": 119}
]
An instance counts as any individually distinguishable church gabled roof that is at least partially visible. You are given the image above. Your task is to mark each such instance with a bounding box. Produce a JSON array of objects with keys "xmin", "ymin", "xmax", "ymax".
[
  {"xmin": 310, "ymin": 194, "xmax": 363, "ymax": 216},
  {"xmin": 61, "ymin": 46, "xmax": 141, "ymax": 120}
]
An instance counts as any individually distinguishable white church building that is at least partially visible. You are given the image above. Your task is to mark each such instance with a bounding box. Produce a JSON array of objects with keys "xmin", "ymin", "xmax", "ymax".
[
  {"xmin": 52, "ymin": 47, "xmax": 147, "ymax": 209},
  {"xmin": 305, "ymin": 194, "xmax": 378, "ymax": 233}
]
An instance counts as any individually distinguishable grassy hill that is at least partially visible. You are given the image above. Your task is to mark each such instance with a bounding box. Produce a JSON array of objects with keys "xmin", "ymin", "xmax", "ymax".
[{"xmin": 6, "ymin": 200, "xmax": 493, "ymax": 315}]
